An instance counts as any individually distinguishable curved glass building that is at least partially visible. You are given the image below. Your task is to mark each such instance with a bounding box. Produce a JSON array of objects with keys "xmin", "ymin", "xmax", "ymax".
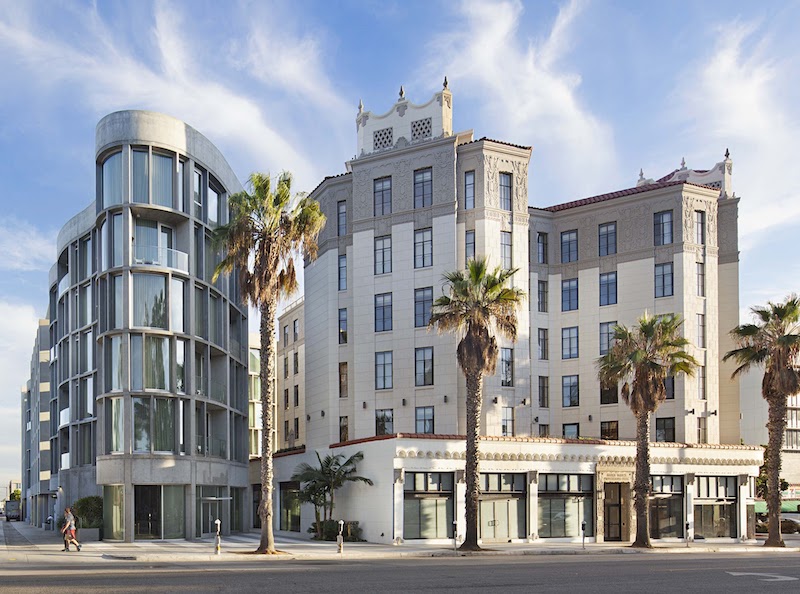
[{"xmin": 49, "ymin": 111, "xmax": 249, "ymax": 541}]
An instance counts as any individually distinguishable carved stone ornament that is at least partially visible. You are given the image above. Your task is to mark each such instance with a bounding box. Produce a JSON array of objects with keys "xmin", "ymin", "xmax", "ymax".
[
  {"xmin": 512, "ymin": 160, "xmax": 529, "ymax": 210},
  {"xmin": 397, "ymin": 103, "xmax": 407, "ymax": 117},
  {"xmin": 484, "ymin": 155, "xmax": 499, "ymax": 207}
]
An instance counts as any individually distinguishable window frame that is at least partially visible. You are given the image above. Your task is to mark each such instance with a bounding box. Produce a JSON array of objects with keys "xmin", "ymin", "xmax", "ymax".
[
  {"xmin": 561, "ymin": 327, "xmax": 579, "ymax": 360},
  {"xmin": 562, "ymin": 375, "xmax": 579, "ymax": 408},
  {"xmin": 561, "ymin": 278, "xmax": 578, "ymax": 311},
  {"xmin": 500, "ymin": 347, "xmax": 514, "ymax": 387},
  {"xmin": 561, "ymin": 230, "xmax": 578, "ymax": 263},
  {"xmin": 373, "ymin": 177, "xmax": 392, "ymax": 216},
  {"xmin": 464, "ymin": 171, "xmax": 475, "ymax": 209},
  {"xmin": 654, "ymin": 210, "xmax": 673, "ymax": 246},
  {"xmin": 598, "ymin": 222, "xmax": 617, "ymax": 257},
  {"xmin": 374, "ymin": 293, "xmax": 393, "ymax": 332},
  {"xmin": 414, "ymin": 168, "xmax": 433, "ymax": 209},
  {"xmin": 337, "ymin": 201, "xmax": 346, "ymax": 237},
  {"xmin": 499, "ymin": 172, "xmax": 512, "ymax": 210},
  {"xmin": 374, "ymin": 235, "xmax": 392, "ymax": 275},
  {"xmin": 414, "ymin": 287, "xmax": 433, "ymax": 328},
  {"xmin": 599, "ymin": 272, "xmax": 617, "ymax": 306},
  {"xmin": 414, "ymin": 346, "xmax": 434, "ymax": 387},
  {"xmin": 654, "ymin": 263, "xmax": 674, "ymax": 298},
  {"xmin": 415, "ymin": 406, "xmax": 434, "ymax": 434},
  {"xmin": 414, "ymin": 228, "xmax": 433, "ymax": 269},
  {"xmin": 375, "ymin": 351, "xmax": 393, "ymax": 390}
]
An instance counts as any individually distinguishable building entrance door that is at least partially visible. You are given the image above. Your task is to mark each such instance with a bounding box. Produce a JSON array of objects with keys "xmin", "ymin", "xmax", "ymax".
[
  {"xmin": 201, "ymin": 500, "xmax": 221, "ymax": 536},
  {"xmin": 604, "ymin": 483, "xmax": 622, "ymax": 541},
  {"xmin": 479, "ymin": 498, "xmax": 525, "ymax": 541},
  {"xmin": 134, "ymin": 485, "xmax": 161, "ymax": 540}
]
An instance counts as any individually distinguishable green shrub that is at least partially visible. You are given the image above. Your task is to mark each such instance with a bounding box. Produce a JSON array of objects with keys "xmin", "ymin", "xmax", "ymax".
[
  {"xmin": 308, "ymin": 520, "xmax": 365, "ymax": 541},
  {"xmin": 73, "ymin": 496, "xmax": 103, "ymax": 529}
]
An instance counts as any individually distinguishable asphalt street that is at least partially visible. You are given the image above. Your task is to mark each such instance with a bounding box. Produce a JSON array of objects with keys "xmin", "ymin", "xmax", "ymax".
[{"xmin": 2, "ymin": 554, "xmax": 799, "ymax": 593}]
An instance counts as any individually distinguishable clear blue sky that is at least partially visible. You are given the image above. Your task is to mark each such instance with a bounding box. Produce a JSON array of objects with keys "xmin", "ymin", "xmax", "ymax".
[{"xmin": 1, "ymin": 0, "xmax": 799, "ymax": 491}]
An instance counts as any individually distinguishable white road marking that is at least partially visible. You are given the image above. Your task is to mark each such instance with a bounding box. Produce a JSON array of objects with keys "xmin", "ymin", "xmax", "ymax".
[{"xmin": 727, "ymin": 572, "xmax": 799, "ymax": 582}]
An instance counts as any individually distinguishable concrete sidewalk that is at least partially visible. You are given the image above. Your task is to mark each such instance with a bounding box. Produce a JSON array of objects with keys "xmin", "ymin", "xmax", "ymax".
[{"xmin": 2, "ymin": 521, "xmax": 798, "ymax": 564}]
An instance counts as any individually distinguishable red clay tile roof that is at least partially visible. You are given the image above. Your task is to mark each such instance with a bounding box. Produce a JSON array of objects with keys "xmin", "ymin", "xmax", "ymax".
[
  {"xmin": 459, "ymin": 137, "xmax": 532, "ymax": 151},
  {"xmin": 308, "ymin": 171, "xmax": 352, "ymax": 196},
  {"xmin": 539, "ymin": 180, "xmax": 718, "ymax": 213}
]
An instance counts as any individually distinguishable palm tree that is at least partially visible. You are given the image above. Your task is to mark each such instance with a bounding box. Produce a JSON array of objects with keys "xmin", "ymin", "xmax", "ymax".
[
  {"xmin": 723, "ymin": 295, "xmax": 800, "ymax": 547},
  {"xmin": 213, "ymin": 171, "xmax": 325, "ymax": 554},
  {"xmin": 291, "ymin": 451, "xmax": 373, "ymax": 533},
  {"xmin": 597, "ymin": 313, "xmax": 697, "ymax": 548},
  {"xmin": 428, "ymin": 257, "xmax": 524, "ymax": 551}
]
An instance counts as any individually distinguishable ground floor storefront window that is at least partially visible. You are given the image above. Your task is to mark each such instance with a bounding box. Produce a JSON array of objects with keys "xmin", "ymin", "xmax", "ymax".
[
  {"xmin": 103, "ymin": 485, "xmax": 124, "ymax": 540},
  {"xmin": 134, "ymin": 484, "xmax": 185, "ymax": 539},
  {"xmin": 403, "ymin": 472, "xmax": 454, "ymax": 539},
  {"xmin": 280, "ymin": 481, "xmax": 301, "ymax": 532},
  {"xmin": 538, "ymin": 474, "xmax": 594, "ymax": 538},
  {"xmin": 694, "ymin": 476, "xmax": 737, "ymax": 538},
  {"xmin": 649, "ymin": 476, "xmax": 683, "ymax": 538},
  {"xmin": 479, "ymin": 473, "xmax": 527, "ymax": 541},
  {"xmin": 196, "ymin": 485, "xmax": 225, "ymax": 538}
]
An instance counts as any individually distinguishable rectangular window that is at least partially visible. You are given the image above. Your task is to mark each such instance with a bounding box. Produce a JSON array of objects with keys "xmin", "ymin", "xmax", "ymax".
[
  {"xmin": 562, "ymin": 375, "xmax": 579, "ymax": 407},
  {"xmin": 697, "ymin": 417, "xmax": 707, "ymax": 444},
  {"xmin": 698, "ymin": 366, "xmax": 706, "ymax": 400},
  {"xmin": 562, "ymin": 278, "xmax": 578, "ymax": 311},
  {"xmin": 283, "ymin": 356, "xmax": 288, "ymax": 379},
  {"xmin": 108, "ymin": 397, "xmax": 123, "ymax": 453},
  {"xmin": 499, "ymin": 172, "xmax": 512, "ymax": 210},
  {"xmin": 538, "ymin": 328, "xmax": 549, "ymax": 360},
  {"xmin": 665, "ymin": 376, "xmax": 675, "ymax": 400},
  {"xmin": 284, "ymin": 419, "xmax": 289, "ymax": 440},
  {"xmin": 283, "ymin": 325, "xmax": 289, "ymax": 347},
  {"xmin": 376, "ymin": 408, "xmax": 394, "ymax": 435},
  {"xmin": 415, "ymin": 347, "xmax": 434, "ymax": 386},
  {"xmin": 293, "ymin": 417, "xmax": 299, "ymax": 440},
  {"xmin": 337, "ymin": 201, "xmax": 346, "ymax": 237},
  {"xmin": 537, "ymin": 232, "xmax": 548, "ymax": 264},
  {"xmin": 374, "ymin": 235, "xmax": 392, "ymax": 275},
  {"xmin": 655, "ymin": 263, "xmax": 674, "ymax": 297},
  {"xmin": 293, "ymin": 385, "xmax": 299, "ymax": 407},
  {"xmin": 415, "ymin": 406, "xmax": 434, "ymax": 434},
  {"xmin": 538, "ymin": 376, "xmax": 549, "ymax": 408},
  {"xmin": 599, "ymin": 272, "xmax": 617, "ymax": 306},
  {"xmin": 465, "ymin": 230, "xmax": 475, "ymax": 263},
  {"xmin": 538, "ymin": 280, "xmax": 548, "ymax": 313},
  {"xmin": 539, "ymin": 424, "xmax": 550, "ymax": 437},
  {"xmin": 501, "ymin": 231, "xmax": 512, "ymax": 270},
  {"xmin": 561, "ymin": 327, "xmax": 579, "ymax": 359},
  {"xmin": 500, "ymin": 348, "xmax": 514, "ymax": 387},
  {"xmin": 208, "ymin": 185, "xmax": 219, "ymax": 227},
  {"xmin": 415, "ymin": 287, "xmax": 433, "ymax": 327},
  {"xmin": 374, "ymin": 293, "xmax": 393, "ymax": 332},
  {"xmin": 338, "ymin": 255, "xmax": 347, "ymax": 290},
  {"xmin": 601, "ymin": 421, "xmax": 619, "ymax": 440},
  {"xmin": 132, "ymin": 273, "xmax": 167, "ymax": 328},
  {"xmin": 293, "ymin": 319, "xmax": 299, "ymax": 342},
  {"xmin": 501, "ymin": 407, "xmax": 515, "ymax": 437},
  {"xmin": 696, "ymin": 262, "xmax": 705, "ymax": 297},
  {"xmin": 102, "ymin": 152, "xmax": 123, "ymax": 207},
  {"xmin": 339, "ymin": 362, "xmax": 348, "ymax": 398},
  {"xmin": 464, "ymin": 171, "xmax": 475, "ymax": 209},
  {"xmin": 106, "ymin": 336, "xmax": 123, "ymax": 392},
  {"xmin": 293, "ymin": 352, "xmax": 299, "ymax": 374},
  {"xmin": 152, "ymin": 153, "xmax": 173, "ymax": 208},
  {"xmin": 695, "ymin": 210, "xmax": 706, "ymax": 245},
  {"xmin": 144, "ymin": 336, "xmax": 169, "ymax": 390},
  {"xmin": 414, "ymin": 228, "xmax": 433, "ymax": 268},
  {"xmin": 563, "ymin": 423, "xmax": 579, "ymax": 439},
  {"xmin": 697, "ymin": 313, "xmax": 706, "ymax": 348},
  {"xmin": 654, "ymin": 211, "xmax": 673, "ymax": 246},
  {"xmin": 153, "ymin": 397, "xmax": 175, "ymax": 452},
  {"xmin": 193, "ymin": 169, "xmax": 203, "ymax": 218},
  {"xmin": 375, "ymin": 351, "xmax": 393, "ymax": 390},
  {"xmin": 176, "ymin": 339, "xmax": 186, "ymax": 394},
  {"xmin": 339, "ymin": 416, "xmax": 349, "ymax": 442},
  {"xmin": 373, "ymin": 177, "xmax": 392, "ymax": 216},
  {"xmin": 133, "ymin": 397, "xmax": 151, "ymax": 452},
  {"xmin": 599, "ymin": 222, "xmax": 617, "ymax": 256},
  {"xmin": 598, "ymin": 379, "xmax": 617, "ymax": 403},
  {"xmin": 561, "ymin": 230, "xmax": 578, "ymax": 263},
  {"xmin": 170, "ymin": 278, "xmax": 184, "ymax": 333},
  {"xmin": 132, "ymin": 150, "xmax": 149, "ymax": 203},
  {"xmin": 599, "ymin": 321, "xmax": 616, "ymax": 356},
  {"xmin": 338, "ymin": 308, "xmax": 348, "ymax": 344},
  {"xmin": 656, "ymin": 417, "xmax": 675, "ymax": 442},
  {"xmin": 284, "ymin": 389, "xmax": 289, "ymax": 409},
  {"xmin": 414, "ymin": 168, "xmax": 433, "ymax": 208}
]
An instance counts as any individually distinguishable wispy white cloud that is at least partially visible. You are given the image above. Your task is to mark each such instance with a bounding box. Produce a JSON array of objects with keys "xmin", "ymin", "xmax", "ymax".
[
  {"xmin": 672, "ymin": 20, "xmax": 800, "ymax": 245},
  {"xmin": 0, "ymin": 1, "xmax": 349, "ymax": 192},
  {"xmin": 0, "ymin": 217, "xmax": 55, "ymax": 272},
  {"xmin": 420, "ymin": 0, "xmax": 618, "ymax": 204},
  {"xmin": 0, "ymin": 301, "xmax": 40, "ymax": 487}
]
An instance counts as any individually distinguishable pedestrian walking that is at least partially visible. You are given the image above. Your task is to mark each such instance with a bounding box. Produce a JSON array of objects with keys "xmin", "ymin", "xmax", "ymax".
[{"xmin": 61, "ymin": 506, "xmax": 82, "ymax": 552}]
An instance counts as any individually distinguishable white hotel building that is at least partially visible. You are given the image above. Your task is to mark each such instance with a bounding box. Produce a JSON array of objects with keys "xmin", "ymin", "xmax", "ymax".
[{"xmin": 271, "ymin": 84, "xmax": 762, "ymax": 545}]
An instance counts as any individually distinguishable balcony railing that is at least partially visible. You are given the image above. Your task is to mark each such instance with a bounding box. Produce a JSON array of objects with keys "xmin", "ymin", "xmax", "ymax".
[
  {"xmin": 195, "ymin": 435, "xmax": 227, "ymax": 459},
  {"xmin": 209, "ymin": 378, "xmax": 227, "ymax": 404},
  {"xmin": 59, "ymin": 408, "xmax": 70, "ymax": 427},
  {"xmin": 57, "ymin": 275, "xmax": 70, "ymax": 297},
  {"xmin": 133, "ymin": 245, "xmax": 189, "ymax": 273},
  {"xmin": 60, "ymin": 452, "xmax": 70, "ymax": 471}
]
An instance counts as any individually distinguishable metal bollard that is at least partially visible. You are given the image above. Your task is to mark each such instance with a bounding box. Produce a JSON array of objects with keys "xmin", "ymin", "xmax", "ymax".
[
  {"xmin": 215, "ymin": 518, "xmax": 221, "ymax": 555},
  {"xmin": 453, "ymin": 520, "xmax": 458, "ymax": 552},
  {"xmin": 337, "ymin": 519, "xmax": 344, "ymax": 554}
]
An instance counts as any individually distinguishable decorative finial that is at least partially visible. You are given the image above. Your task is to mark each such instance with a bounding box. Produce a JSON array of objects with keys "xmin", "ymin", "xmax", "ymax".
[
  {"xmin": 358, "ymin": 99, "xmax": 363, "ymax": 113},
  {"xmin": 399, "ymin": 85, "xmax": 405, "ymax": 100},
  {"xmin": 680, "ymin": 157, "xmax": 686, "ymax": 169},
  {"xmin": 725, "ymin": 148, "xmax": 730, "ymax": 159},
  {"xmin": 443, "ymin": 76, "xmax": 449, "ymax": 90},
  {"xmin": 638, "ymin": 168, "xmax": 644, "ymax": 181}
]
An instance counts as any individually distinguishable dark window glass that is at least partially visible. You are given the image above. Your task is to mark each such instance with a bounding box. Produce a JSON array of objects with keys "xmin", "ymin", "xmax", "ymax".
[
  {"xmin": 500, "ymin": 173, "xmax": 512, "ymax": 210},
  {"xmin": 562, "ymin": 375, "xmax": 579, "ymax": 407},
  {"xmin": 415, "ymin": 347, "xmax": 434, "ymax": 386},
  {"xmin": 537, "ymin": 232, "xmax": 548, "ymax": 264},
  {"xmin": 599, "ymin": 222, "xmax": 617, "ymax": 256},
  {"xmin": 561, "ymin": 327, "xmax": 578, "ymax": 359},
  {"xmin": 601, "ymin": 421, "xmax": 618, "ymax": 440},
  {"xmin": 374, "ymin": 177, "xmax": 392, "ymax": 216},
  {"xmin": 465, "ymin": 171, "xmax": 475, "ymax": 209},
  {"xmin": 561, "ymin": 230, "xmax": 578, "ymax": 263},
  {"xmin": 656, "ymin": 417, "xmax": 675, "ymax": 442},
  {"xmin": 599, "ymin": 272, "xmax": 617, "ymax": 306},
  {"xmin": 414, "ymin": 168, "xmax": 432, "ymax": 209},
  {"xmin": 415, "ymin": 229, "xmax": 433, "ymax": 268},
  {"xmin": 655, "ymin": 263, "xmax": 674, "ymax": 297},
  {"xmin": 654, "ymin": 211, "xmax": 673, "ymax": 246},
  {"xmin": 415, "ymin": 287, "xmax": 433, "ymax": 327},
  {"xmin": 562, "ymin": 278, "xmax": 578, "ymax": 311},
  {"xmin": 374, "ymin": 293, "xmax": 393, "ymax": 332}
]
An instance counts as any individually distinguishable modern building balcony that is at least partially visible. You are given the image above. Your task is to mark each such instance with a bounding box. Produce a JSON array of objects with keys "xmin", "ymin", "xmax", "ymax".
[
  {"xmin": 59, "ymin": 407, "xmax": 70, "ymax": 427},
  {"xmin": 196, "ymin": 435, "xmax": 227, "ymax": 459},
  {"xmin": 57, "ymin": 274, "xmax": 70, "ymax": 297},
  {"xmin": 60, "ymin": 452, "xmax": 70, "ymax": 471},
  {"xmin": 133, "ymin": 245, "xmax": 189, "ymax": 273}
]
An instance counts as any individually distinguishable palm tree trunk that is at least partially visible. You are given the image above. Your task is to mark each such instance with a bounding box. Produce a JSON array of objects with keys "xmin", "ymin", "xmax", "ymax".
[
  {"xmin": 257, "ymin": 299, "xmax": 277, "ymax": 553},
  {"xmin": 460, "ymin": 371, "xmax": 483, "ymax": 551},
  {"xmin": 632, "ymin": 411, "xmax": 652, "ymax": 548},
  {"xmin": 765, "ymin": 394, "xmax": 787, "ymax": 547}
]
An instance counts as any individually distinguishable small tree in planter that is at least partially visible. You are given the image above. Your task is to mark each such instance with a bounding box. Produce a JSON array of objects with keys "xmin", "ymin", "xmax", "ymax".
[{"xmin": 73, "ymin": 496, "xmax": 103, "ymax": 541}]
